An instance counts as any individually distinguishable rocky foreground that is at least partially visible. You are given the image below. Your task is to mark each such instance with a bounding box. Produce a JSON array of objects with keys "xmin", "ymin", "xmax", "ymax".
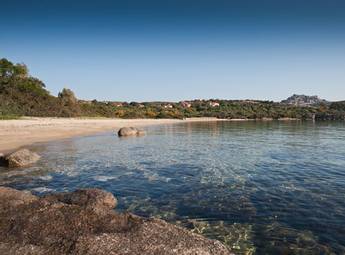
[{"xmin": 0, "ymin": 187, "xmax": 232, "ymax": 255}]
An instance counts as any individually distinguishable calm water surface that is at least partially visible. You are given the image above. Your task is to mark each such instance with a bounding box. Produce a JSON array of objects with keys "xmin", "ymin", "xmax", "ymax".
[{"xmin": 1, "ymin": 121, "xmax": 345, "ymax": 254}]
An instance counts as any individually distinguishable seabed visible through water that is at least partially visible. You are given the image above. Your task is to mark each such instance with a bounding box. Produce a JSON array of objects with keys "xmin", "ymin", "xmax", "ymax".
[{"xmin": 1, "ymin": 121, "xmax": 345, "ymax": 254}]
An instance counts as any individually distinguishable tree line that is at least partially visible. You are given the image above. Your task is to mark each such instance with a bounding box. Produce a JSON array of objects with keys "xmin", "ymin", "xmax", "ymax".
[{"xmin": 1, "ymin": 58, "xmax": 344, "ymax": 120}]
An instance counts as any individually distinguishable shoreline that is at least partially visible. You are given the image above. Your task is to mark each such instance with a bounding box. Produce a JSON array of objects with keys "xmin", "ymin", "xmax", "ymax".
[
  {"xmin": 0, "ymin": 186, "xmax": 233, "ymax": 254},
  {"xmin": 0, "ymin": 117, "xmax": 300, "ymax": 154},
  {"xmin": 0, "ymin": 117, "xmax": 226, "ymax": 154}
]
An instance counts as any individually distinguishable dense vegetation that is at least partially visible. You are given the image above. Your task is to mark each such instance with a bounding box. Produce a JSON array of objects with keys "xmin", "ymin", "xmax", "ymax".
[{"xmin": 1, "ymin": 58, "xmax": 344, "ymax": 120}]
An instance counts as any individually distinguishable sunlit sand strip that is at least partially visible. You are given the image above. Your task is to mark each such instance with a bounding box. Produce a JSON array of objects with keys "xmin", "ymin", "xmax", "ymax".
[{"xmin": 0, "ymin": 117, "xmax": 224, "ymax": 153}]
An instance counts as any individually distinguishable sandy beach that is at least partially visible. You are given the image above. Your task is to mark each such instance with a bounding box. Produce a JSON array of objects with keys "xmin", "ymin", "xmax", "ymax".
[{"xmin": 0, "ymin": 117, "xmax": 223, "ymax": 153}]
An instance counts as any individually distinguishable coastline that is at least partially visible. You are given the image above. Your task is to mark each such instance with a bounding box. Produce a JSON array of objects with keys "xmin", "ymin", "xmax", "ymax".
[
  {"xmin": 0, "ymin": 117, "xmax": 301, "ymax": 154},
  {"xmin": 0, "ymin": 187, "xmax": 233, "ymax": 254},
  {"xmin": 0, "ymin": 117, "xmax": 227, "ymax": 153}
]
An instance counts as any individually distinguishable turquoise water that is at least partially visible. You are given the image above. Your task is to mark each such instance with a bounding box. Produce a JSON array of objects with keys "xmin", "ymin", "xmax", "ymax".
[{"xmin": 1, "ymin": 121, "xmax": 345, "ymax": 254}]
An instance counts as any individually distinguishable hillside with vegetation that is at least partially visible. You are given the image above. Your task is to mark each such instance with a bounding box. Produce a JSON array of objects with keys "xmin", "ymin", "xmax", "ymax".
[
  {"xmin": 280, "ymin": 94, "xmax": 328, "ymax": 106},
  {"xmin": 1, "ymin": 58, "xmax": 344, "ymax": 120}
]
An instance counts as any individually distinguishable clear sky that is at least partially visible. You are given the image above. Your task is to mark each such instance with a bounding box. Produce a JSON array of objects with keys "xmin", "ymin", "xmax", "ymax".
[{"xmin": 1, "ymin": 0, "xmax": 345, "ymax": 102}]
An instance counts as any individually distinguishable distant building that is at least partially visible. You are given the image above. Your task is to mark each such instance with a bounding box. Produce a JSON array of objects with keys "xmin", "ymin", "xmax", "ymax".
[
  {"xmin": 180, "ymin": 101, "xmax": 192, "ymax": 108},
  {"xmin": 111, "ymin": 102, "xmax": 123, "ymax": 107},
  {"xmin": 163, "ymin": 104, "xmax": 173, "ymax": 109},
  {"xmin": 209, "ymin": 101, "xmax": 220, "ymax": 107},
  {"xmin": 103, "ymin": 101, "xmax": 123, "ymax": 107}
]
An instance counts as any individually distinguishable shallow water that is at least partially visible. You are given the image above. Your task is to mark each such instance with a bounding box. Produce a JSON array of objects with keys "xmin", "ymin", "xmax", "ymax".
[{"xmin": 1, "ymin": 121, "xmax": 345, "ymax": 254}]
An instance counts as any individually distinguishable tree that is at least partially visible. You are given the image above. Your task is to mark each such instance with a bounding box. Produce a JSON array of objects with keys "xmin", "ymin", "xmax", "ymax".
[
  {"xmin": 14, "ymin": 63, "xmax": 29, "ymax": 78},
  {"xmin": 0, "ymin": 58, "xmax": 15, "ymax": 78},
  {"xmin": 0, "ymin": 58, "xmax": 29, "ymax": 79},
  {"xmin": 58, "ymin": 88, "xmax": 78, "ymax": 104}
]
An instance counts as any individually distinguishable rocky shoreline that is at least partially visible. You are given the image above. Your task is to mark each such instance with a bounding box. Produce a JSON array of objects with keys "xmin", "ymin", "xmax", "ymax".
[
  {"xmin": 0, "ymin": 186, "xmax": 233, "ymax": 255},
  {"xmin": 0, "ymin": 133, "xmax": 234, "ymax": 254}
]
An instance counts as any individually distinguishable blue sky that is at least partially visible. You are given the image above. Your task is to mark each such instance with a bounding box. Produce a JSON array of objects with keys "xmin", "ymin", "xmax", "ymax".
[{"xmin": 1, "ymin": 0, "xmax": 345, "ymax": 102}]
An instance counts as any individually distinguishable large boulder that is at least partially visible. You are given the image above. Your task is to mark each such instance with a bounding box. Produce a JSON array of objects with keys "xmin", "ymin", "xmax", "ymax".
[
  {"xmin": 117, "ymin": 127, "xmax": 146, "ymax": 137},
  {"xmin": 0, "ymin": 187, "xmax": 232, "ymax": 255},
  {"xmin": 5, "ymin": 149, "xmax": 40, "ymax": 167}
]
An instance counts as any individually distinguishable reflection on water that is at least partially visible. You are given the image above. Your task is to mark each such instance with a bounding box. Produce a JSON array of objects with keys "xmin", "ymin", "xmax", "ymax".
[{"xmin": 1, "ymin": 121, "xmax": 345, "ymax": 254}]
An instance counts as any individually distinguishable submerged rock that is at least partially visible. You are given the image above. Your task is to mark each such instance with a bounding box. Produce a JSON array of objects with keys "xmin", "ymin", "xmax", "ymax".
[
  {"xmin": 0, "ymin": 187, "xmax": 232, "ymax": 255},
  {"xmin": 136, "ymin": 129, "xmax": 146, "ymax": 136},
  {"xmin": 254, "ymin": 222, "xmax": 339, "ymax": 254},
  {"xmin": 45, "ymin": 188, "xmax": 117, "ymax": 214},
  {"xmin": 5, "ymin": 149, "xmax": 40, "ymax": 167},
  {"xmin": 117, "ymin": 127, "xmax": 146, "ymax": 137}
]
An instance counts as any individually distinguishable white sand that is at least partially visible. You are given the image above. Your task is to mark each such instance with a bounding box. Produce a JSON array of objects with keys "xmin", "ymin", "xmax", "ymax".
[{"xmin": 0, "ymin": 117, "xmax": 222, "ymax": 153}]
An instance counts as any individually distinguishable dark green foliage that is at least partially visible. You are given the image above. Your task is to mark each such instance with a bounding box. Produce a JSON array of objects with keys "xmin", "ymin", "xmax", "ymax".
[
  {"xmin": 330, "ymin": 101, "xmax": 345, "ymax": 111},
  {"xmin": 0, "ymin": 58, "xmax": 76, "ymax": 117},
  {"xmin": 0, "ymin": 58, "xmax": 28, "ymax": 78},
  {"xmin": 58, "ymin": 88, "xmax": 77, "ymax": 104},
  {"xmin": 0, "ymin": 58, "xmax": 344, "ymax": 120}
]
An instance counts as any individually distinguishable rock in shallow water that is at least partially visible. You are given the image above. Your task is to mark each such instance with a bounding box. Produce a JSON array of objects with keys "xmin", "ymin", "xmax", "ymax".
[
  {"xmin": 45, "ymin": 188, "xmax": 118, "ymax": 214},
  {"xmin": 5, "ymin": 149, "xmax": 40, "ymax": 167},
  {"xmin": 0, "ymin": 153, "xmax": 6, "ymax": 166},
  {"xmin": 117, "ymin": 127, "xmax": 146, "ymax": 137},
  {"xmin": 0, "ymin": 187, "xmax": 232, "ymax": 255}
]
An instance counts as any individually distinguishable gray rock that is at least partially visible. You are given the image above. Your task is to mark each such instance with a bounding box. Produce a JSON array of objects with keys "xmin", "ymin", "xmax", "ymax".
[
  {"xmin": 0, "ymin": 187, "xmax": 232, "ymax": 255},
  {"xmin": 5, "ymin": 149, "xmax": 40, "ymax": 167},
  {"xmin": 118, "ymin": 127, "xmax": 146, "ymax": 137},
  {"xmin": 281, "ymin": 94, "xmax": 328, "ymax": 106}
]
